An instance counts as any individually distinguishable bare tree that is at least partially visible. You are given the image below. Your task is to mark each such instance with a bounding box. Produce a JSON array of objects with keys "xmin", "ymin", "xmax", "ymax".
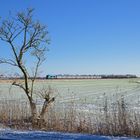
[{"xmin": 0, "ymin": 8, "xmax": 55, "ymax": 127}]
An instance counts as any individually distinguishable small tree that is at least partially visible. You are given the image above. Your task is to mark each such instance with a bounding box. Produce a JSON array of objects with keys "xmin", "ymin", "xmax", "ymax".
[{"xmin": 0, "ymin": 8, "xmax": 55, "ymax": 127}]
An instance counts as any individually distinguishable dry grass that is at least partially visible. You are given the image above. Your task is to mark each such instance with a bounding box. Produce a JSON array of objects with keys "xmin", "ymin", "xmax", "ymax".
[{"xmin": 0, "ymin": 95, "xmax": 140, "ymax": 137}]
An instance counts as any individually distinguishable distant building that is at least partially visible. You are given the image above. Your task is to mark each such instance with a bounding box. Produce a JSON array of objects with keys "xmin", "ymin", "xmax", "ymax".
[{"xmin": 46, "ymin": 75, "xmax": 57, "ymax": 79}]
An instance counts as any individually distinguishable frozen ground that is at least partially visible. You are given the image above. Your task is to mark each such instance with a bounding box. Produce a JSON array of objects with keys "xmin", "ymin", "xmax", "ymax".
[{"xmin": 0, "ymin": 130, "xmax": 139, "ymax": 140}]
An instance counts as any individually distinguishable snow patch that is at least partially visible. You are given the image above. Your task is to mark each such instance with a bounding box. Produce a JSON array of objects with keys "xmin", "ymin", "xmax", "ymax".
[{"xmin": 0, "ymin": 130, "xmax": 139, "ymax": 140}]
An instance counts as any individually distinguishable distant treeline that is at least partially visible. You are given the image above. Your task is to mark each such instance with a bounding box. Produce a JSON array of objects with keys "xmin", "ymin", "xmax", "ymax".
[
  {"xmin": 0, "ymin": 74, "xmax": 137, "ymax": 80},
  {"xmin": 101, "ymin": 74, "xmax": 137, "ymax": 79}
]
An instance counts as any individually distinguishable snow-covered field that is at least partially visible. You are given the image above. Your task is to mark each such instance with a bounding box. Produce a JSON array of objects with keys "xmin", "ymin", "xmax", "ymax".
[
  {"xmin": 0, "ymin": 79, "xmax": 140, "ymax": 114},
  {"xmin": 0, "ymin": 130, "xmax": 139, "ymax": 140},
  {"xmin": 0, "ymin": 79, "xmax": 140, "ymax": 104},
  {"xmin": 0, "ymin": 79, "xmax": 140, "ymax": 139}
]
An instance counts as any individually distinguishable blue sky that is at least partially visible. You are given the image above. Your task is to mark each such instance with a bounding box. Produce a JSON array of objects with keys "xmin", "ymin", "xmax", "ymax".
[{"xmin": 0, "ymin": 0, "xmax": 140, "ymax": 76}]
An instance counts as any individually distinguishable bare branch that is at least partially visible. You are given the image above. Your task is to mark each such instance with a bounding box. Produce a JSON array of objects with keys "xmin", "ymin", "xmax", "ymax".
[
  {"xmin": 12, "ymin": 81, "xmax": 26, "ymax": 92},
  {"xmin": 0, "ymin": 58, "xmax": 17, "ymax": 66},
  {"xmin": 11, "ymin": 27, "xmax": 25, "ymax": 42}
]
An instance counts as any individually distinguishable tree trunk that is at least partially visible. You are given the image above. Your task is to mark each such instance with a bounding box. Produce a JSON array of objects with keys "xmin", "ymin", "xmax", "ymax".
[
  {"xmin": 40, "ymin": 101, "xmax": 48, "ymax": 120},
  {"xmin": 39, "ymin": 98, "xmax": 55, "ymax": 120},
  {"xmin": 29, "ymin": 101, "xmax": 38, "ymax": 127},
  {"xmin": 29, "ymin": 98, "xmax": 54, "ymax": 128}
]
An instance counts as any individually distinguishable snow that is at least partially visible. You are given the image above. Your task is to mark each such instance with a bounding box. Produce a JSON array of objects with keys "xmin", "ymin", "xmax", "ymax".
[{"xmin": 0, "ymin": 130, "xmax": 139, "ymax": 140}]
